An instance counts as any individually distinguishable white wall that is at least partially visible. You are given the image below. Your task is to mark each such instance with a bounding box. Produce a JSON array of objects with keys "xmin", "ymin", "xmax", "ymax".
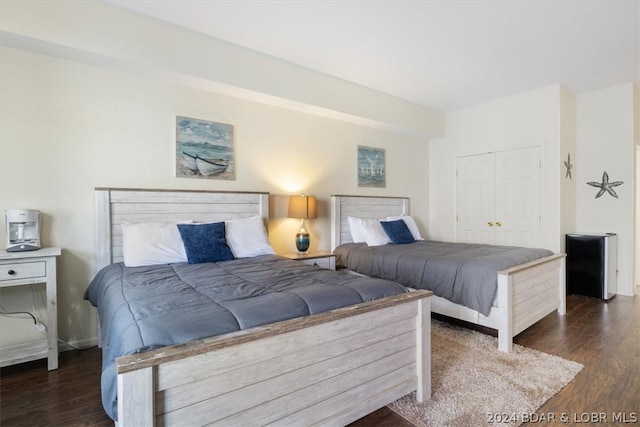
[
  {"xmin": 429, "ymin": 85, "xmax": 564, "ymax": 252},
  {"xmin": 0, "ymin": 47, "xmax": 430, "ymax": 349},
  {"xmin": 559, "ymin": 87, "xmax": 577, "ymax": 251},
  {"xmin": 576, "ymin": 83, "xmax": 636, "ymax": 296},
  {"xmin": 0, "ymin": 0, "xmax": 444, "ymax": 140}
]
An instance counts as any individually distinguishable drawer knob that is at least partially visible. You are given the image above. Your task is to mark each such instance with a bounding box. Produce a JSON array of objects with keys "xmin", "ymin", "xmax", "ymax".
[{"xmin": 7, "ymin": 269, "xmax": 16, "ymax": 275}]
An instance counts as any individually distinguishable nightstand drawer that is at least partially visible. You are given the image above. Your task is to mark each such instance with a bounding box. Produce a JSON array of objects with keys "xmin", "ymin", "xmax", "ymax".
[
  {"xmin": 0, "ymin": 261, "xmax": 46, "ymax": 281},
  {"xmin": 280, "ymin": 251, "xmax": 336, "ymax": 270},
  {"xmin": 298, "ymin": 257, "xmax": 335, "ymax": 270}
]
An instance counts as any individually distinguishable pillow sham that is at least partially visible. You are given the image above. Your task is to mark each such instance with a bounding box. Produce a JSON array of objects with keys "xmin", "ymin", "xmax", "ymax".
[
  {"xmin": 380, "ymin": 219, "xmax": 416, "ymax": 244},
  {"xmin": 177, "ymin": 222, "xmax": 234, "ymax": 264},
  {"xmin": 347, "ymin": 216, "xmax": 367, "ymax": 243},
  {"xmin": 121, "ymin": 220, "xmax": 191, "ymax": 267},
  {"xmin": 224, "ymin": 216, "xmax": 275, "ymax": 258},
  {"xmin": 360, "ymin": 218, "xmax": 391, "ymax": 246},
  {"xmin": 385, "ymin": 215, "xmax": 423, "ymax": 240}
]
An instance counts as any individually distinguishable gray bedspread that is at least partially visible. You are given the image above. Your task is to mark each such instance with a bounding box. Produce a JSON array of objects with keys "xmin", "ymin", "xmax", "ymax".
[
  {"xmin": 84, "ymin": 254, "xmax": 408, "ymax": 421},
  {"xmin": 334, "ymin": 241, "xmax": 553, "ymax": 317}
]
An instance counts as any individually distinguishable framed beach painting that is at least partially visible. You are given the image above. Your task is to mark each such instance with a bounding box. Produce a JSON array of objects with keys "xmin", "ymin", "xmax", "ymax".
[
  {"xmin": 176, "ymin": 116, "xmax": 235, "ymax": 180},
  {"xmin": 357, "ymin": 145, "xmax": 386, "ymax": 188}
]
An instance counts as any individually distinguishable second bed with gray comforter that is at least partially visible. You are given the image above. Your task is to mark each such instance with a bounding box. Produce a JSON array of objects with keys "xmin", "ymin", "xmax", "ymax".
[{"xmin": 334, "ymin": 240, "xmax": 553, "ymax": 317}]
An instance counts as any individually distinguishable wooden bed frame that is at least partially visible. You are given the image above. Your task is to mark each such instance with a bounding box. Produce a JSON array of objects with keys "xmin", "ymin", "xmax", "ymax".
[
  {"xmin": 94, "ymin": 188, "xmax": 432, "ymax": 426},
  {"xmin": 330, "ymin": 195, "xmax": 566, "ymax": 353}
]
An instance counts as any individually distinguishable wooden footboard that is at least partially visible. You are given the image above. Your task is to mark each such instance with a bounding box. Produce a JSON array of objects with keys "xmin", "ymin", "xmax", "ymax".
[
  {"xmin": 496, "ymin": 253, "xmax": 566, "ymax": 352},
  {"xmin": 116, "ymin": 291, "xmax": 432, "ymax": 427},
  {"xmin": 403, "ymin": 254, "xmax": 566, "ymax": 353}
]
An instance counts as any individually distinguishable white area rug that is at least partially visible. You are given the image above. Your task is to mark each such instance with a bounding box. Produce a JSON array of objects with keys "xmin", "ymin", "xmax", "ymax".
[{"xmin": 388, "ymin": 320, "xmax": 583, "ymax": 427}]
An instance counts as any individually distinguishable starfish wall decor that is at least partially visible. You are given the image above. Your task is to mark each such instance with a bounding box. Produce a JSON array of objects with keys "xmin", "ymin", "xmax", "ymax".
[
  {"xmin": 587, "ymin": 171, "xmax": 624, "ymax": 198},
  {"xmin": 564, "ymin": 153, "xmax": 573, "ymax": 180}
]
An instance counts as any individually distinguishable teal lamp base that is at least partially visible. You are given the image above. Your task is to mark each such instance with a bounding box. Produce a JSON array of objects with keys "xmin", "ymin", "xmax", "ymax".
[{"xmin": 295, "ymin": 232, "xmax": 310, "ymax": 254}]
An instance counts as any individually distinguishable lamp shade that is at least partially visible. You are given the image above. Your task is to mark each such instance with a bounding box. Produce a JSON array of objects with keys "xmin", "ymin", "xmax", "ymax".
[{"xmin": 288, "ymin": 195, "xmax": 317, "ymax": 219}]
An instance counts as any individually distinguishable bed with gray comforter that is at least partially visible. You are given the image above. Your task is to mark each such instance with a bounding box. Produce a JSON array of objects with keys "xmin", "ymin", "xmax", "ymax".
[
  {"xmin": 84, "ymin": 254, "xmax": 408, "ymax": 421},
  {"xmin": 333, "ymin": 241, "xmax": 553, "ymax": 317}
]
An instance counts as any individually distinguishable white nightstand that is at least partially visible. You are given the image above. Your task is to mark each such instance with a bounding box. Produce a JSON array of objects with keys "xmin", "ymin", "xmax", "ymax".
[
  {"xmin": 0, "ymin": 247, "xmax": 61, "ymax": 370},
  {"xmin": 281, "ymin": 251, "xmax": 336, "ymax": 270}
]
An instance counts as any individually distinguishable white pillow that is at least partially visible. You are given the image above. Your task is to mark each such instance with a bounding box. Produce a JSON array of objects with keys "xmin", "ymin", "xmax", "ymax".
[
  {"xmin": 121, "ymin": 221, "xmax": 191, "ymax": 267},
  {"xmin": 360, "ymin": 218, "xmax": 391, "ymax": 246},
  {"xmin": 225, "ymin": 216, "xmax": 275, "ymax": 258},
  {"xmin": 386, "ymin": 215, "xmax": 423, "ymax": 240},
  {"xmin": 348, "ymin": 216, "xmax": 367, "ymax": 243}
]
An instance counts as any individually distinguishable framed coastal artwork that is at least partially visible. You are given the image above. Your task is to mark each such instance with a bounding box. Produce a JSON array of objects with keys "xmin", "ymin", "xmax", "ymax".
[
  {"xmin": 357, "ymin": 145, "xmax": 386, "ymax": 188},
  {"xmin": 176, "ymin": 116, "xmax": 235, "ymax": 180}
]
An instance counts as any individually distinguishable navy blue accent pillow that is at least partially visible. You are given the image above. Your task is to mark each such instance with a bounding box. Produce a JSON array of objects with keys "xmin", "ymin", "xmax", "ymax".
[
  {"xmin": 177, "ymin": 222, "xmax": 235, "ymax": 264},
  {"xmin": 380, "ymin": 219, "xmax": 415, "ymax": 244}
]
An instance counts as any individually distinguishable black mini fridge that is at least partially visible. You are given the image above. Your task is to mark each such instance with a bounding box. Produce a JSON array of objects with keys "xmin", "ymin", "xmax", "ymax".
[{"xmin": 565, "ymin": 233, "xmax": 617, "ymax": 300}]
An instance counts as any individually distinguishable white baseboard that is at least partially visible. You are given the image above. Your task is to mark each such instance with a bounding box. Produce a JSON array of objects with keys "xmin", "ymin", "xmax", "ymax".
[{"xmin": 0, "ymin": 340, "xmax": 48, "ymax": 367}]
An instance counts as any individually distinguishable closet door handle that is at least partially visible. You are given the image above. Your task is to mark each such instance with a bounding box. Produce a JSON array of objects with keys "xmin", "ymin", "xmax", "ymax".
[
  {"xmin": 487, "ymin": 222, "xmax": 494, "ymax": 227},
  {"xmin": 496, "ymin": 221, "xmax": 502, "ymax": 227}
]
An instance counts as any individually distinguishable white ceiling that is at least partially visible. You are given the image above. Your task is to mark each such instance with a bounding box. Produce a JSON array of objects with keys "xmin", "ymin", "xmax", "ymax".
[{"xmin": 107, "ymin": 0, "xmax": 639, "ymax": 111}]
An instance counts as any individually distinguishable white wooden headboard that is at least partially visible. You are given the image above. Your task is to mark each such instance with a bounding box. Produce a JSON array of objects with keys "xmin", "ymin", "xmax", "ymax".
[
  {"xmin": 95, "ymin": 188, "xmax": 269, "ymax": 271},
  {"xmin": 330, "ymin": 195, "xmax": 409, "ymax": 250}
]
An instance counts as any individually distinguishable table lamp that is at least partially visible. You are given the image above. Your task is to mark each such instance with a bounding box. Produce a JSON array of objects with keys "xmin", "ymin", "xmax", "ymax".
[{"xmin": 288, "ymin": 195, "xmax": 317, "ymax": 254}]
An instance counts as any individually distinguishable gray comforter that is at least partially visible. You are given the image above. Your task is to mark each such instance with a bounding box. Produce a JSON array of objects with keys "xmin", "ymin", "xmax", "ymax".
[
  {"xmin": 334, "ymin": 241, "xmax": 553, "ymax": 316},
  {"xmin": 84, "ymin": 254, "xmax": 408, "ymax": 421}
]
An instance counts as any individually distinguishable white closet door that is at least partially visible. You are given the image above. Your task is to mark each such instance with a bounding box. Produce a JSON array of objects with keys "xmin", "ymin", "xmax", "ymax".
[
  {"xmin": 493, "ymin": 146, "xmax": 542, "ymax": 247},
  {"xmin": 456, "ymin": 152, "xmax": 495, "ymax": 244},
  {"xmin": 456, "ymin": 147, "xmax": 541, "ymax": 247}
]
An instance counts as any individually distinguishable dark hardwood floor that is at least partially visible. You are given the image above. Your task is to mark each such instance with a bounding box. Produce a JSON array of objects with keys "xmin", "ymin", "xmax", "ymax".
[{"xmin": 1, "ymin": 294, "xmax": 638, "ymax": 426}]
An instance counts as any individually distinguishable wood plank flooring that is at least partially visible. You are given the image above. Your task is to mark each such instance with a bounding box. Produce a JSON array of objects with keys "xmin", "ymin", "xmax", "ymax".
[{"xmin": 1, "ymin": 294, "xmax": 638, "ymax": 426}]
